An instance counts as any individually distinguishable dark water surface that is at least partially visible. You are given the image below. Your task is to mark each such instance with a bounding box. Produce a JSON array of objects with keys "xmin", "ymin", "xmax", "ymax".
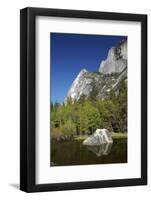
[{"xmin": 51, "ymin": 139, "xmax": 127, "ymax": 166}]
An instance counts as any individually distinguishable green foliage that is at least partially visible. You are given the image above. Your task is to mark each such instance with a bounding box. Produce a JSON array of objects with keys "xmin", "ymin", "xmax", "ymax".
[{"xmin": 51, "ymin": 80, "xmax": 127, "ymax": 139}]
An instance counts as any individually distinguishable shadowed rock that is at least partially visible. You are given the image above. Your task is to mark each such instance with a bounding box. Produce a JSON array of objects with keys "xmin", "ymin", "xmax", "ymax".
[{"xmin": 83, "ymin": 129, "xmax": 113, "ymax": 146}]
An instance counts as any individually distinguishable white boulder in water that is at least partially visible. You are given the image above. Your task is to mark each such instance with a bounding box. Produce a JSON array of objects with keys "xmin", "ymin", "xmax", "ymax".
[{"xmin": 83, "ymin": 129, "xmax": 113, "ymax": 146}]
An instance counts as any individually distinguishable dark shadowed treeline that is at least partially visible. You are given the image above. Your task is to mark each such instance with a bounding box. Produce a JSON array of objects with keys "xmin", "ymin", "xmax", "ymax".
[{"xmin": 51, "ymin": 80, "xmax": 127, "ymax": 140}]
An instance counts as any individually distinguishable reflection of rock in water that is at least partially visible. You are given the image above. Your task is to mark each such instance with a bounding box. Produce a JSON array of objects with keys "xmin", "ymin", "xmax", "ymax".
[{"xmin": 86, "ymin": 143, "xmax": 113, "ymax": 157}]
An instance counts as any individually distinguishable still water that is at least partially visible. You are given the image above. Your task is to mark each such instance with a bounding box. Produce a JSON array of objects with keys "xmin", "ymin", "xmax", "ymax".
[{"xmin": 51, "ymin": 139, "xmax": 127, "ymax": 166}]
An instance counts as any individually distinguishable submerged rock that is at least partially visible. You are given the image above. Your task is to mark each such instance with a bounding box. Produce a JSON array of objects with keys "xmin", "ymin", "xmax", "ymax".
[{"xmin": 83, "ymin": 129, "xmax": 113, "ymax": 146}]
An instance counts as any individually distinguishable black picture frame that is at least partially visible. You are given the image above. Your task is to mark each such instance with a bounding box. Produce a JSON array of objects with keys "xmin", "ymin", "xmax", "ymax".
[{"xmin": 20, "ymin": 7, "xmax": 147, "ymax": 192}]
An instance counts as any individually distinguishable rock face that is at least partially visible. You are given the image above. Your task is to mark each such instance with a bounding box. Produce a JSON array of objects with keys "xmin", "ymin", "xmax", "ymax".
[
  {"xmin": 83, "ymin": 129, "xmax": 113, "ymax": 146},
  {"xmin": 99, "ymin": 39, "xmax": 127, "ymax": 74},
  {"xmin": 65, "ymin": 68, "xmax": 127, "ymax": 102},
  {"xmin": 65, "ymin": 69, "xmax": 92, "ymax": 102},
  {"xmin": 64, "ymin": 39, "xmax": 127, "ymax": 103}
]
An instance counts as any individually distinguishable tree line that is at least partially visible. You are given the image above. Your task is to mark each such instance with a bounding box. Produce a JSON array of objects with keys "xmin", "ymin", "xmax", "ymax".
[{"xmin": 51, "ymin": 79, "xmax": 127, "ymax": 140}]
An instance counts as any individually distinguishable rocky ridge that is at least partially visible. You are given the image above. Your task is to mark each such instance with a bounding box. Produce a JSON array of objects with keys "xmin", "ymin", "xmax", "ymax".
[{"xmin": 65, "ymin": 39, "xmax": 127, "ymax": 103}]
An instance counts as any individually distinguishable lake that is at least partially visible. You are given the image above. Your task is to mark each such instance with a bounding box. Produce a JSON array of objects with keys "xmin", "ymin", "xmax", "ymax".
[{"xmin": 51, "ymin": 139, "xmax": 127, "ymax": 166}]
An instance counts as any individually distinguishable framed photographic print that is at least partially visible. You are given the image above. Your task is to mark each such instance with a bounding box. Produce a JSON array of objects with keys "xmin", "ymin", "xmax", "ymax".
[{"xmin": 20, "ymin": 7, "xmax": 147, "ymax": 192}]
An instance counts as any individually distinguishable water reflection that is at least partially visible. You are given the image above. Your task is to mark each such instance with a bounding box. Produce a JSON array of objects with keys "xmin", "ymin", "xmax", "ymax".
[
  {"xmin": 51, "ymin": 139, "xmax": 127, "ymax": 166},
  {"xmin": 86, "ymin": 143, "xmax": 113, "ymax": 157}
]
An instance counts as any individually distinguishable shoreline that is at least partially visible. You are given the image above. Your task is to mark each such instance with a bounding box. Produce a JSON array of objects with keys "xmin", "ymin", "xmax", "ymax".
[
  {"xmin": 52, "ymin": 133, "xmax": 127, "ymax": 142},
  {"xmin": 74, "ymin": 133, "xmax": 127, "ymax": 141}
]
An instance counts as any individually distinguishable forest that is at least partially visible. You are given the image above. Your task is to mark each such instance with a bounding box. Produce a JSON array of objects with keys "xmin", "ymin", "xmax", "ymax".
[{"xmin": 51, "ymin": 79, "xmax": 127, "ymax": 141}]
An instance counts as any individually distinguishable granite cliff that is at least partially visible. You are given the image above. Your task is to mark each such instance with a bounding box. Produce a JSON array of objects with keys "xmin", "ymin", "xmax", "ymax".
[
  {"xmin": 99, "ymin": 39, "xmax": 127, "ymax": 74},
  {"xmin": 65, "ymin": 39, "xmax": 127, "ymax": 103}
]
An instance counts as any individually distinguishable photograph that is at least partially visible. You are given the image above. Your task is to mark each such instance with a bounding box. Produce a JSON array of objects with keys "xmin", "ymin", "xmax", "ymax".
[
  {"xmin": 50, "ymin": 33, "xmax": 128, "ymax": 166},
  {"xmin": 20, "ymin": 7, "xmax": 147, "ymax": 192}
]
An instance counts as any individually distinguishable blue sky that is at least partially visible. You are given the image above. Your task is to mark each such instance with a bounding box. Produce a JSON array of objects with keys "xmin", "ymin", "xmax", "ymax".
[{"xmin": 50, "ymin": 33, "xmax": 126, "ymax": 103}]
